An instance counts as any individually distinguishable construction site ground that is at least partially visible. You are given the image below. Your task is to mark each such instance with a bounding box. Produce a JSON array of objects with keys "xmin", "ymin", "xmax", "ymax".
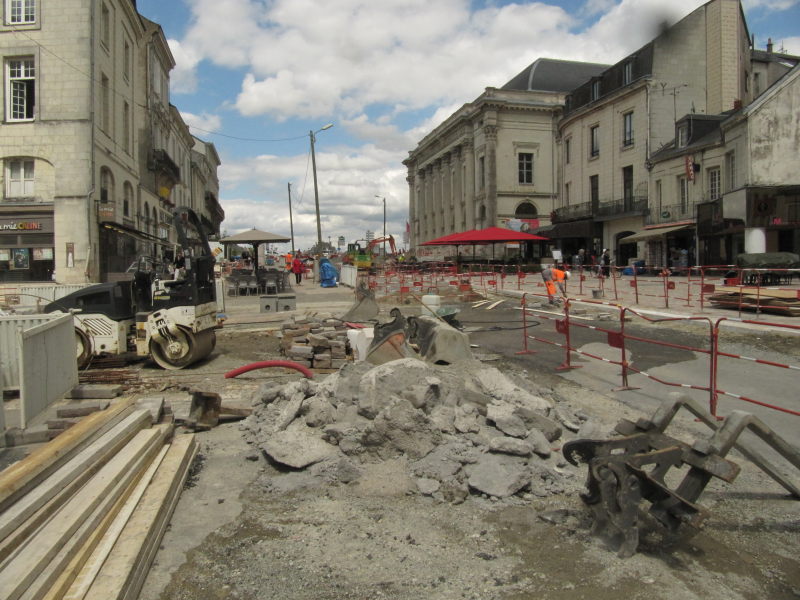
[{"xmin": 97, "ymin": 281, "xmax": 800, "ymax": 599}]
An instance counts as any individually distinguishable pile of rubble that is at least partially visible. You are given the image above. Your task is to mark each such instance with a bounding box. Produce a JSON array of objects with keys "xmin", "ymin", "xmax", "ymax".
[
  {"xmin": 240, "ymin": 357, "xmax": 591, "ymax": 503},
  {"xmin": 279, "ymin": 314, "xmax": 350, "ymax": 369}
]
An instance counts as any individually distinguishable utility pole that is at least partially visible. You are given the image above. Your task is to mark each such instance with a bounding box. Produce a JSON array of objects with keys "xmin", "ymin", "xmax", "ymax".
[
  {"xmin": 310, "ymin": 124, "xmax": 333, "ymax": 251},
  {"xmin": 287, "ymin": 182, "xmax": 295, "ymax": 254}
]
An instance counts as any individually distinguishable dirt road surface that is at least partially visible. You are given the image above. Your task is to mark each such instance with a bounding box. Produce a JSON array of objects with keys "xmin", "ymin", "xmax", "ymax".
[{"xmin": 136, "ymin": 305, "xmax": 800, "ymax": 600}]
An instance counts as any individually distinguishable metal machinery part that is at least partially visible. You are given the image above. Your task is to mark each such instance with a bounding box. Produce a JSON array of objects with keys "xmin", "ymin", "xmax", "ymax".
[
  {"xmin": 149, "ymin": 327, "xmax": 215, "ymax": 370},
  {"xmin": 75, "ymin": 327, "xmax": 92, "ymax": 369},
  {"xmin": 563, "ymin": 394, "xmax": 800, "ymax": 558}
]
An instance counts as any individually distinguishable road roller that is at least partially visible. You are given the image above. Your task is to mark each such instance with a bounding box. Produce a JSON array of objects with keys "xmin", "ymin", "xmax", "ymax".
[{"xmin": 45, "ymin": 207, "xmax": 218, "ymax": 370}]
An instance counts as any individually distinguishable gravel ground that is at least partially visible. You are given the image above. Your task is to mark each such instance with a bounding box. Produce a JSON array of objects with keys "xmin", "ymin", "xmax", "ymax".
[{"xmin": 137, "ymin": 317, "xmax": 800, "ymax": 600}]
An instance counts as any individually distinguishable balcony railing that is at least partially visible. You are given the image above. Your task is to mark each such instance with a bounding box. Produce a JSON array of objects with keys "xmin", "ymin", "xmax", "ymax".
[
  {"xmin": 552, "ymin": 201, "xmax": 592, "ymax": 222},
  {"xmin": 646, "ymin": 201, "xmax": 699, "ymax": 225},
  {"xmin": 595, "ymin": 196, "xmax": 648, "ymax": 218}
]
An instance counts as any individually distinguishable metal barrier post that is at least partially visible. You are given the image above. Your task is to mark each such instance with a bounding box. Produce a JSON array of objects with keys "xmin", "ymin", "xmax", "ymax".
[
  {"xmin": 614, "ymin": 307, "xmax": 639, "ymax": 391},
  {"xmin": 555, "ymin": 299, "xmax": 581, "ymax": 372},
  {"xmin": 632, "ymin": 267, "xmax": 640, "ymax": 304},
  {"xmin": 611, "ymin": 266, "xmax": 619, "ymax": 301},
  {"xmin": 515, "ymin": 294, "xmax": 536, "ymax": 355}
]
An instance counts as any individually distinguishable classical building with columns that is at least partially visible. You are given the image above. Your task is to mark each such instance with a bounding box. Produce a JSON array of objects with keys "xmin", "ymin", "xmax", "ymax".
[
  {"xmin": 403, "ymin": 59, "xmax": 607, "ymax": 259},
  {"xmin": 0, "ymin": 1, "xmax": 223, "ymax": 284}
]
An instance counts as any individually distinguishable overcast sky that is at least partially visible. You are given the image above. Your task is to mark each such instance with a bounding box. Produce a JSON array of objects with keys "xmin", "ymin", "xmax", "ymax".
[{"xmin": 135, "ymin": 0, "xmax": 800, "ymax": 252}]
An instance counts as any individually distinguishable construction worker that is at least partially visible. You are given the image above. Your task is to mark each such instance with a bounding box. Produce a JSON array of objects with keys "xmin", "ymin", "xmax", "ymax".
[{"xmin": 541, "ymin": 263, "xmax": 570, "ymax": 304}]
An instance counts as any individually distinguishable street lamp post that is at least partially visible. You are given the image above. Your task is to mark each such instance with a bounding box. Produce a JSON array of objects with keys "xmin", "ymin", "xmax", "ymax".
[
  {"xmin": 287, "ymin": 182, "xmax": 295, "ymax": 254},
  {"xmin": 310, "ymin": 123, "xmax": 334, "ymax": 250}
]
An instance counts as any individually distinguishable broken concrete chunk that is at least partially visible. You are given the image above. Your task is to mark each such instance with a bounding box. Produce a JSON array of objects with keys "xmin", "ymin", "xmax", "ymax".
[
  {"xmin": 525, "ymin": 428, "xmax": 552, "ymax": 458},
  {"xmin": 261, "ymin": 430, "xmax": 337, "ymax": 469},
  {"xmin": 466, "ymin": 453, "xmax": 530, "ymax": 498},
  {"xmin": 514, "ymin": 407, "xmax": 562, "ymax": 442},
  {"xmin": 488, "ymin": 436, "xmax": 533, "ymax": 456},
  {"xmin": 429, "ymin": 405, "xmax": 456, "ymax": 433},
  {"xmin": 302, "ymin": 397, "xmax": 335, "ymax": 428},
  {"xmin": 416, "ymin": 477, "xmax": 441, "ymax": 496},
  {"xmin": 486, "ymin": 403, "xmax": 527, "ymax": 438},
  {"xmin": 275, "ymin": 396, "xmax": 305, "ymax": 432},
  {"xmin": 454, "ymin": 404, "xmax": 480, "ymax": 434},
  {"xmin": 361, "ymin": 398, "xmax": 440, "ymax": 460}
]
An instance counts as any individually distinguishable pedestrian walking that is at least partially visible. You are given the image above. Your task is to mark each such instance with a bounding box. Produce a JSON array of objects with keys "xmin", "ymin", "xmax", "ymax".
[{"xmin": 291, "ymin": 256, "xmax": 304, "ymax": 284}]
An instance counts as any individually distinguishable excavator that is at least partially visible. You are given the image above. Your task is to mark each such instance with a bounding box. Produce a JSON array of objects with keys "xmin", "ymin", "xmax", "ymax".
[
  {"xmin": 343, "ymin": 236, "xmax": 398, "ymax": 270},
  {"xmin": 45, "ymin": 206, "xmax": 218, "ymax": 369}
]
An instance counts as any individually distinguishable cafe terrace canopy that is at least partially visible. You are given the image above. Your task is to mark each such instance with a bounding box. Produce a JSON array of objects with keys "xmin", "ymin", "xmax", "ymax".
[
  {"xmin": 421, "ymin": 226, "xmax": 549, "ymax": 260},
  {"xmin": 219, "ymin": 228, "xmax": 291, "ymax": 271}
]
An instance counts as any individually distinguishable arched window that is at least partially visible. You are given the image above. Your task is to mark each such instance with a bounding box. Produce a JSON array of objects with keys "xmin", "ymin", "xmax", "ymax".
[
  {"xmin": 99, "ymin": 167, "xmax": 114, "ymax": 203},
  {"xmin": 123, "ymin": 182, "xmax": 133, "ymax": 218},
  {"xmin": 515, "ymin": 202, "xmax": 537, "ymax": 218}
]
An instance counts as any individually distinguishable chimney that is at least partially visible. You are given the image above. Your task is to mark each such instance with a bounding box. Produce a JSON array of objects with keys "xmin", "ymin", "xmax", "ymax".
[{"xmin": 767, "ymin": 38, "xmax": 773, "ymax": 54}]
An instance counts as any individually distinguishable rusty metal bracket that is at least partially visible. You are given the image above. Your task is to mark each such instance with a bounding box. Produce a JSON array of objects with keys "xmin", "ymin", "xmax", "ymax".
[{"xmin": 563, "ymin": 393, "xmax": 800, "ymax": 557}]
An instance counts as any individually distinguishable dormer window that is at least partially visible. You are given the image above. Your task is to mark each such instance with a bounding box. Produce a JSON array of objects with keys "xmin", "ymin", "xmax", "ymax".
[
  {"xmin": 623, "ymin": 61, "xmax": 633, "ymax": 85},
  {"xmin": 677, "ymin": 124, "xmax": 688, "ymax": 148},
  {"xmin": 591, "ymin": 80, "xmax": 601, "ymax": 101}
]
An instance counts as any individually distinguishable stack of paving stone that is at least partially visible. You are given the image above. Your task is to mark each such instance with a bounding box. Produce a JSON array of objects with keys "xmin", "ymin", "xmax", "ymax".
[{"xmin": 280, "ymin": 314, "xmax": 351, "ymax": 369}]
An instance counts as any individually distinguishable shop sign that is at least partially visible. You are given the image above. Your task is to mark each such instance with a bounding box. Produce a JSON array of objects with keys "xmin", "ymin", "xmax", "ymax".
[{"xmin": 0, "ymin": 221, "xmax": 43, "ymax": 231}]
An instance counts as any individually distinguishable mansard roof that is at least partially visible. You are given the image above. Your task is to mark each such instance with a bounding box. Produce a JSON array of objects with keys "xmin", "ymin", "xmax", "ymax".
[{"xmin": 501, "ymin": 58, "xmax": 610, "ymax": 93}]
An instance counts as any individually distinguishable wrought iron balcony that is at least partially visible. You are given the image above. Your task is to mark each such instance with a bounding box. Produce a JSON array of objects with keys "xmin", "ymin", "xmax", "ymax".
[
  {"xmin": 595, "ymin": 196, "xmax": 649, "ymax": 218},
  {"xmin": 147, "ymin": 149, "xmax": 181, "ymax": 183},
  {"xmin": 552, "ymin": 201, "xmax": 592, "ymax": 222}
]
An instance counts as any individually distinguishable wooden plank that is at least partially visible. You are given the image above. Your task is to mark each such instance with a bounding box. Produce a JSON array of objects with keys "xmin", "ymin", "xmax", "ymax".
[
  {"xmin": 0, "ymin": 397, "xmax": 135, "ymax": 512},
  {"xmin": 0, "ymin": 410, "xmax": 152, "ymax": 565},
  {"xmin": 41, "ymin": 440, "xmax": 171, "ymax": 600},
  {"xmin": 56, "ymin": 401, "xmax": 110, "ymax": 419},
  {"xmin": 62, "ymin": 444, "xmax": 170, "ymax": 600},
  {"xmin": 84, "ymin": 434, "xmax": 197, "ymax": 600},
  {"xmin": 20, "ymin": 427, "xmax": 168, "ymax": 600},
  {"xmin": 714, "ymin": 285, "xmax": 799, "ymax": 300},
  {"xmin": 0, "ymin": 427, "xmax": 165, "ymax": 600},
  {"xmin": 121, "ymin": 441, "xmax": 198, "ymax": 600}
]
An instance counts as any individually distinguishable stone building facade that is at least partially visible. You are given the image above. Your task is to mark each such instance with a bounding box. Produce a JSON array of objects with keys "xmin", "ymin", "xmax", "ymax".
[
  {"xmin": 555, "ymin": 0, "xmax": 752, "ymax": 267},
  {"xmin": 0, "ymin": 0, "xmax": 223, "ymax": 284},
  {"xmin": 404, "ymin": 59, "xmax": 607, "ymax": 260}
]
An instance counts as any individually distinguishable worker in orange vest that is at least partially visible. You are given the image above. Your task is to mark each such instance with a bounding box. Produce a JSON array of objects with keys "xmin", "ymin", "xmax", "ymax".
[{"xmin": 541, "ymin": 264, "xmax": 570, "ymax": 304}]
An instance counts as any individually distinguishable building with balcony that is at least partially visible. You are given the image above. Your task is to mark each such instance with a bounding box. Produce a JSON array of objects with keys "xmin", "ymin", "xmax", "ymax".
[
  {"xmin": 404, "ymin": 58, "xmax": 607, "ymax": 260},
  {"xmin": 554, "ymin": 0, "xmax": 752, "ymax": 267},
  {"xmin": 0, "ymin": 1, "xmax": 223, "ymax": 284}
]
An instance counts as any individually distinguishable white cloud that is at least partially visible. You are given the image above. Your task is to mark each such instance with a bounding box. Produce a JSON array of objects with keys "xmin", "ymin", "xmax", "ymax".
[
  {"xmin": 166, "ymin": 39, "xmax": 201, "ymax": 94},
  {"xmin": 180, "ymin": 111, "xmax": 223, "ymax": 135},
  {"xmin": 777, "ymin": 36, "xmax": 800, "ymax": 54}
]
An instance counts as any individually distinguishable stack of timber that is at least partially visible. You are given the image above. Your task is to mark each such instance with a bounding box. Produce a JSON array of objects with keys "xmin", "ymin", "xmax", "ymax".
[
  {"xmin": 0, "ymin": 397, "xmax": 198, "ymax": 600},
  {"xmin": 708, "ymin": 285, "xmax": 800, "ymax": 316}
]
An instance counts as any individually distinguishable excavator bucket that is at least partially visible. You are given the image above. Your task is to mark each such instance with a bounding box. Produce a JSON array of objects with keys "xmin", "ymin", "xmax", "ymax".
[{"xmin": 341, "ymin": 280, "xmax": 379, "ymax": 322}]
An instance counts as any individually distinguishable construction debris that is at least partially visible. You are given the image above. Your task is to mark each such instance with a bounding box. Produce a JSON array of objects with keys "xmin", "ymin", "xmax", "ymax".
[
  {"xmin": 280, "ymin": 313, "xmax": 351, "ymax": 369},
  {"xmin": 240, "ymin": 357, "xmax": 580, "ymax": 503}
]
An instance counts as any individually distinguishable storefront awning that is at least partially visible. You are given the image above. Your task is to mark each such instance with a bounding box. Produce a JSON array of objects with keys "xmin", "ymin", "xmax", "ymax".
[
  {"xmin": 100, "ymin": 221, "xmax": 169, "ymax": 245},
  {"xmin": 536, "ymin": 220, "xmax": 595, "ymax": 239},
  {"xmin": 620, "ymin": 223, "xmax": 694, "ymax": 243}
]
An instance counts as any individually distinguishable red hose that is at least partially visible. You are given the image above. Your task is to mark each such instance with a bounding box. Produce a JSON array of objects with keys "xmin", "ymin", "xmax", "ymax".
[{"xmin": 224, "ymin": 360, "xmax": 314, "ymax": 379}]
